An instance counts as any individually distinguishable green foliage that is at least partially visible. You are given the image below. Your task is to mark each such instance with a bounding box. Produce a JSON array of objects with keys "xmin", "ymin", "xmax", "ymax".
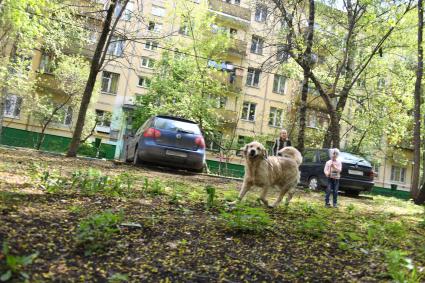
[
  {"xmin": 297, "ymin": 215, "xmax": 329, "ymax": 238},
  {"xmin": 220, "ymin": 205, "xmax": 272, "ymax": 233},
  {"xmin": 0, "ymin": 242, "xmax": 38, "ymax": 282},
  {"xmin": 385, "ymin": 250, "xmax": 423, "ymax": 283},
  {"xmin": 132, "ymin": 0, "xmax": 233, "ymax": 133},
  {"xmin": 337, "ymin": 231, "xmax": 362, "ymax": 251},
  {"xmin": 346, "ymin": 203, "xmax": 357, "ymax": 214},
  {"xmin": 108, "ymin": 273, "xmax": 129, "ymax": 283},
  {"xmin": 366, "ymin": 219, "xmax": 407, "ymax": 247},
  {"xmin": 76, "ymin": 210, "xmax": 124, "ymax": 255},
  {"xmin": 418, "ymin": 206, "xmax": 425, "ymax": 229},
  {"xmin": 205, "ymin": 185, "xmax": 216, "ymax": 209},
  {"xmin": 142, "ymin": 178, "xmax": 165, "ymax": 196}
]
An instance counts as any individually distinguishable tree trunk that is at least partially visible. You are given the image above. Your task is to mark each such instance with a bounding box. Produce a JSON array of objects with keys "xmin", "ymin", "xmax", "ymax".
[
  {"xmin": 297, "ymin": 0, "xmax": 315, "ymax": 154},
  {"xmin": 412, "ymin": 0, "xmax": 423, "ymax": 199},
  {"xmin": 35, "ymin": 122, "xmax": 50, "ymax": 150},
  {"xmin": 66, "ymin": 0, "xmax": 117, "ymax": 157},
  {"xmin": 0, "ymin": 90, "xmax": 5, "ymax": 145}
]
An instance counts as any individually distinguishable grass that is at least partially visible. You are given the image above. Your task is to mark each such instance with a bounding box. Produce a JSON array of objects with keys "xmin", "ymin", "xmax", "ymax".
[{"xmin": 0, "ymin": 147, "xmax": 424, "ymax": 282}]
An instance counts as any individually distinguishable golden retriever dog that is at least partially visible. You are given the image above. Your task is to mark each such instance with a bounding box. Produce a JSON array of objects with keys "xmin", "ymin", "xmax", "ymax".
[{"xmin": 239, "ymin": 142, "xmax": 302, "ymax": 208}]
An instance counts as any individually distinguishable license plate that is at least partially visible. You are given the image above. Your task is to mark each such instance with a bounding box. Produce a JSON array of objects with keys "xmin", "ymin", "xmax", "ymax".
[
  {"xmin": 348, "ymin": 169, "xmax": 363, "ymax": 176},
  {"xmin": 166, "ymin": 150, "xmax": 187, "ymax": 158}
]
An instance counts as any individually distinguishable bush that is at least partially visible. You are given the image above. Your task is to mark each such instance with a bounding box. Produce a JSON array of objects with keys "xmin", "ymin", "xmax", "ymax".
[
  {"xmin": 220, "ymin": 205, "xmax": 272, "ymax": 233},
  {"xmin": 76, "ymin": 210, "xmax": 124, "ymax": 255},
  {"xmin": 385, "ymin": 250, "xmax": 422, "ymax": 283},
  {"xmin": 366, "ymin": 220, "xmax": 407, "ymax": 247},
  {"xmin": 205, "ymin": 185, "xmax": 216, "ymax": 209},
  {"xmin": 298, "ymin": 216, "xmax": 329, "ymax": 238},
  {"xmin": 0, "ymin": 242, "xmax": 38, "ymax": 282}
]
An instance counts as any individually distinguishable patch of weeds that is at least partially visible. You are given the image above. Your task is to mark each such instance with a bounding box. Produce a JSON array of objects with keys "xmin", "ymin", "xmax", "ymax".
[
  {"xmin": 219, "ymin": 204, "xmax": 272, "ymax": 233},
  {"xmin": 297, "ymin": 201, "xmax": 318, "ymax": 215},
  {"xmin": 108, "ymin": 273, "xmax": 129, "ymax": 282},
  {"xmin": 346, "ymin": 203, "xmax": 356, "ymax": 214},
  {"xmin": 205, "ymin": 185, "xmax": 216, "ymax": 209},
  {"xmin": 385, "ymin": 250, "xmax": 423, "ymax": 283},
  {"xmin": 337, "ymin": 231, "xmax": 362, "ymax": 251},
  {"xmin": 418, "ymin": 206, "xmax": 425, "ymax": 229},
  {"xmin": 188, "ymin": 189, "xmax": 204, "ymax": 203},
  {"xmin": 297, "ymin": 215, "xmax": 329, "ymax": 238},
  {"xmin": 71, "ymin": 169, "xmax": 134, "ymax": 197},
  {"xmin": 76, "ymin": 210, "xmax": 124, "ymax": 255},
  {"xmin": 142, "ymin": 178, "xmax": 165, "ymax": 196},
  {"xmin": 221, "ymin": 189, "xmax": 239, "ymax": 202},
  {"xmin": 366, "ymin": 219, "xmax": 407, "ymax": 247},
  {"xmin": 67, "ymin": 205, "xmax": 84, "ymax": 215},
  {"xmin": 168, "ymin": 187, "xmax": 184, "ymax": 205},
  {"xmin": 0, "ymin": 242, "xmax": 38, "ymax": 282}
]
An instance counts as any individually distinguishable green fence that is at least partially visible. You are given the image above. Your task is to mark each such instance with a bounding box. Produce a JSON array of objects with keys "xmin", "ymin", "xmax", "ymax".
[
  {"xmin": 366, "ymin": 186, "xmax": 411, "ymax": 200},
  {"xmin": 206, "ymin": 159, "xmax": 245, "ymax": 178},
  {"xmin": 1, "ymin": 127, "xmax": 116, "ymax": 160}
]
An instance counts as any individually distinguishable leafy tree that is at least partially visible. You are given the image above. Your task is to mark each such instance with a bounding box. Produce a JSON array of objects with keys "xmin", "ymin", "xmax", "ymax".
[
  {"xmin": 132, "ymin": 0, "xmax": 232, "ymax": 135},
  {"xmin": 33, "ymin": 55, "xmax": 98, "ymax": 150}
]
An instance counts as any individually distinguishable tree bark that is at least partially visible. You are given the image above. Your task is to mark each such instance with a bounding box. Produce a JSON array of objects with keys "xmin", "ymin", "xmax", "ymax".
[
  {"xmin": 297, "ymin": 0, "xmax": 315, "ymax": 154},
  {"xmin": 412, "ymin": 2, "xmax": 422, "ymax": 199},
  {"xmin": 66, "ymin": 0, "xmax": 118, "ymax": 157}
]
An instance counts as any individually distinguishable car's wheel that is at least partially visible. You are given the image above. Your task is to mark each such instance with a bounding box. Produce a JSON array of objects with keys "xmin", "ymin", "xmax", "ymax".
[
  {"xmin": 345, "ymin": 190, "xmax": 360, "ymax": 197},
  {"xmin": 308, "ymin": 176, "xmax": 320, "ymax": 191}
]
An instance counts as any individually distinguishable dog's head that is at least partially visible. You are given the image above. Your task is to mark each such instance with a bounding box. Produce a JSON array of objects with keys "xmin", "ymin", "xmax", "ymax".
[{"xmin": 241, "ymin": 141, "xmax": 267, "ymax": 159}]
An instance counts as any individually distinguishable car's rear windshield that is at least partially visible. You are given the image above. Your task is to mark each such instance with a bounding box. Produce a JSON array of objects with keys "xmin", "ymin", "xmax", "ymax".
[
  {"xmin": 339, "ymin": 152, "xmax": 371, "ymax": 166},
  {"xmin": 154, "ymin": 117, "xmax": 201, "ymax": 134}
]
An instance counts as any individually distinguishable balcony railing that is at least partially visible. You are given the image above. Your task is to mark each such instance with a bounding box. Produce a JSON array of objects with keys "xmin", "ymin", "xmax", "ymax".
[
  {"xmin": 228, "ymin": 38, "xmax": 247, "ymax": 57},
  {"xmin": 212, "ymin": 72, "xmax": 243, "ymax": 93},
  {"xmin": 209, "ymin": 0, "xmax": 251, "ymax": 22}
]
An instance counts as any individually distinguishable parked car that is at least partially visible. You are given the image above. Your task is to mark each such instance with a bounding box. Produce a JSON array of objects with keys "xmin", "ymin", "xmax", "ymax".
[
  {"xmin": 299, "ymin": 149, "xmax": 374, "ymax": 196},
  {"xmin": 125, "ymin": 115, "xmax": 206, "ymax": 172}
]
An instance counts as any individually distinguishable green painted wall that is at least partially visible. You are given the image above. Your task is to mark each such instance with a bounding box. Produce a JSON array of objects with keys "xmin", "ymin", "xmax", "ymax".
[
  {"xmin": 206, "ymin": 159, "xmax": 245, "ymax": 178},
  {"xmin": 1, "ymin": 127, "xmax": 116, "ymax": 159}
]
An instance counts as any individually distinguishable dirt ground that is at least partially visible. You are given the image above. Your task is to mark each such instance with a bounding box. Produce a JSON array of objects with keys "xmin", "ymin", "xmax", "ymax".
[{"xmin": 0, "ymin": 147, "xmax": 424, "ymax": 282}]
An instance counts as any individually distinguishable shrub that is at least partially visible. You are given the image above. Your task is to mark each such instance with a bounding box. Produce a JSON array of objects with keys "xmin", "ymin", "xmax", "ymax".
[
  {"xmin": 205, "ymin": 185, "xmax": 216, "ymax": 209},
  {"xmin": 385, "ymin": 250, "xmax": 422, "ymax": 283},
  {"xmin": 0, "ymin": 242, "xmax": 38, "ymax": 282},
  {"xmin": 76, "ymin": 210, "xmax": 124, "ymax": 255},
  {"xmin": 366, "ymin": 220, "xmax": 406, "ymax": 247},
  {"xmin": 298, "ymin": 215, "xmax": 329, "ymax": 238},
  {"xmin": 220, "ymin": 205, "xmax": 272, "ymax": 233}
]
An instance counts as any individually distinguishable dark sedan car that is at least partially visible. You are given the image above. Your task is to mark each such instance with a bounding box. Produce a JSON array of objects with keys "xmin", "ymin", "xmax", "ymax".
[
  {"xmin": 125, "ymin": 115, "xmax": 206, "ymax": 172},
  {"xmin": 299, "ymin": 149, "xmax": 374, "ymax": 196}
]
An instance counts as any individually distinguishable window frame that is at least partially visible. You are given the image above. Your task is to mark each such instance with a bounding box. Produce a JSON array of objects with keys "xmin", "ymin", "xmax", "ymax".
[
  {"xmin": 3, "ymin": 94, "xmax": 22, "ymax": 119},
  {"xmin": 273, "ymin": 74, "xmax": 286, "ymax": 94},
  {"xmin": 141, "ymin": 57, "xmax": 155, "ymax": 69},
  {"xmin": 250, "ymin": 35, "xmax": 264, "ymax": 55},
  {"xmin": 268, "ymin": 107, "xmax": 283, "ymax": 127},
  {"xmin": 241, "ymin": 101, "xmax": 257, "ymax": 122},
  {"xmin": 246, "ymin": 68, "xmax": 261, "ymax": 87},
  {"xmin": 101, "ymin": 71, "xmax": 120, "ymax": 94}
]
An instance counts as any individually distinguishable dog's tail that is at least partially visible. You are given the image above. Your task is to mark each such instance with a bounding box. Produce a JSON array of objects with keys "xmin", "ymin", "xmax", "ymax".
[{"xmin": 278, "ymin": 146, "xmax": 303, "ymax": 166}]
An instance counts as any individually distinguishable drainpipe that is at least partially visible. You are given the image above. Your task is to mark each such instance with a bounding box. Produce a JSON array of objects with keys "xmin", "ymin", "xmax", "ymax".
[{"xmin": 259, "ymin": 73, "xmax": 270, "ymax": 134}]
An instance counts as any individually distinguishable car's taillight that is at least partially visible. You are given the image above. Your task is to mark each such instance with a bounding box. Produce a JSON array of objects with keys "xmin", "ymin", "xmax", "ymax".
[
  {"xmin": 143, "ymin": 128, "xmax": 161, "ymax": 138},
  {"xmin": 368, "ymin": 171, "xmax": 375, "ymax": 179},
  {"xmin": 195, "ymin": 136, "xmax": 205, "ymax": 149}
]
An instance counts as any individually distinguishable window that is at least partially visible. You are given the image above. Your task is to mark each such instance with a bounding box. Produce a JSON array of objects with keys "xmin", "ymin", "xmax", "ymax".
[
  {"xmin": 123, "ymin": 1, "xmax": 133, "ymax": 20},
  {"xmin": 255, "ymin": 5, "xmax": 267, "ymax": 22},
  {"xmin": 138, "ymin": 76, "xmax": 151, "ymax": 88},
  {"xmin": 4, "ymin": 95, "xmax": 22, "ymax": 118},
  {"xmin": 319, "ymin": 150, "xmax": 329, "ymax": 163},
  {"xmin": 107, "ymin": 36, "xmax": 124, "ymax": 56},
  {"xmin": 269, "ymin": 107, "xmax": 283, "ymax": 127},
  {"xmin": 101, "ymin": 71, "xmax": 120, "ymax": 94},
  {"xmin": 250, "ymin": 35, "xmax": 264, "ymax": 54},
  {"xmin": 307, "ymin": 111, "xmax": 318, "ymax": 128},
  {"xmin": 303, "ymin": 150, "xmax": 317, "ymax": 163},
  {"xmin": 208, "ymin": 95, "xmax": 227, "ymax": 108},
  {"xmin": 273, "ymin": 75, "xmax": 286, "ymax": 94},
  {"xmin": 39, "ymin": 53, "xmax": 55, "ymax": 73},
  {"xmin": 96, "ymin": 110, "xmax": 112, "ymax": 128},
  {"xmin": 391, "ymin": 166, "xmax": 406, "ymax": 183},
  {"xmin": 225, "ymin": 0, "xmax": 240, "ymax": 5},
  {"xmin": 373, "ymin": 164, "xmax": 380, "ymax": 178},
  {"xmin": 152, "ymin": 6, "xmax": 165, "ymax": 17},
  {"xmin": 246, "ymin": 68, "xmax": 261, "ymax": 87},
  {"xmin": 277, "ymin": 45, "xmax": 289, "ymax": 61},
  {"xmin": 141, "ymin": 57, "xmax": 155, "ymax": 68},
  {"xmin": 241, "ymin": 102, "xmax": 256, "ymax": 121},
  {"xmin": 144, "ymin": 41, "xmax": 158, "ymax": 51},
  {"xmin": 53, "ymin": 106, "xmax": 73, "ymax": 126},
  {"xmin": 148, "ymin": 21, "xmax": 162, "ymax": 33},
  {"xmin": 179, "ymin": 21, "xmax": 190, "ymax": 36},
  {"xmin": 114, "ymin": 1, "xmax": 123, "ymax": 17}
]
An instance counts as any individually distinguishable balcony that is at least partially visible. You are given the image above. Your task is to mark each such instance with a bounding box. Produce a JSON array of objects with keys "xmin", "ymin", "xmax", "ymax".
[
  {"xmin": 228, "ymin": 38, "xmax": 247, "ymax": 57},
  {"xmin": 212, "ymin": 71, "xmax": 243, "ymax": 93},
  {"xmin": 217, "ymin": 109, "xmax": 237, "ymax": 125},
  {"xmin": 209, "ymin": 0, "xmax": 251, "ymax": 22}
]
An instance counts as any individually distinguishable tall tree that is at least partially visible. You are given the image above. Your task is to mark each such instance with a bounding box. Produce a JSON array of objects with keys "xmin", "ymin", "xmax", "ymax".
[
  {"xmin": 66, "ymin": 0, "xmax": 128, "ymax": 157},
  {"xmin": 412, "ymin": 0, "xmax": 423, "ymax": 200},
  {"xmin": 132, "ymin": 0, "xmax": 232, "ymax": 134},
  {"xmin": 270, "ymin": 0, "xmax": 414, "ymax": 148},
  {"xmin": 297, "ymin": 0, "xmax": 315, "ymax": 153}
]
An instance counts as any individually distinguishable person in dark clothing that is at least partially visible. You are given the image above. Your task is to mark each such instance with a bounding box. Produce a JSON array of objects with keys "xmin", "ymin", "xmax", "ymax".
[{"xmin": 272, "ymin": 129, "xmax": 292, "ymax": 156}]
